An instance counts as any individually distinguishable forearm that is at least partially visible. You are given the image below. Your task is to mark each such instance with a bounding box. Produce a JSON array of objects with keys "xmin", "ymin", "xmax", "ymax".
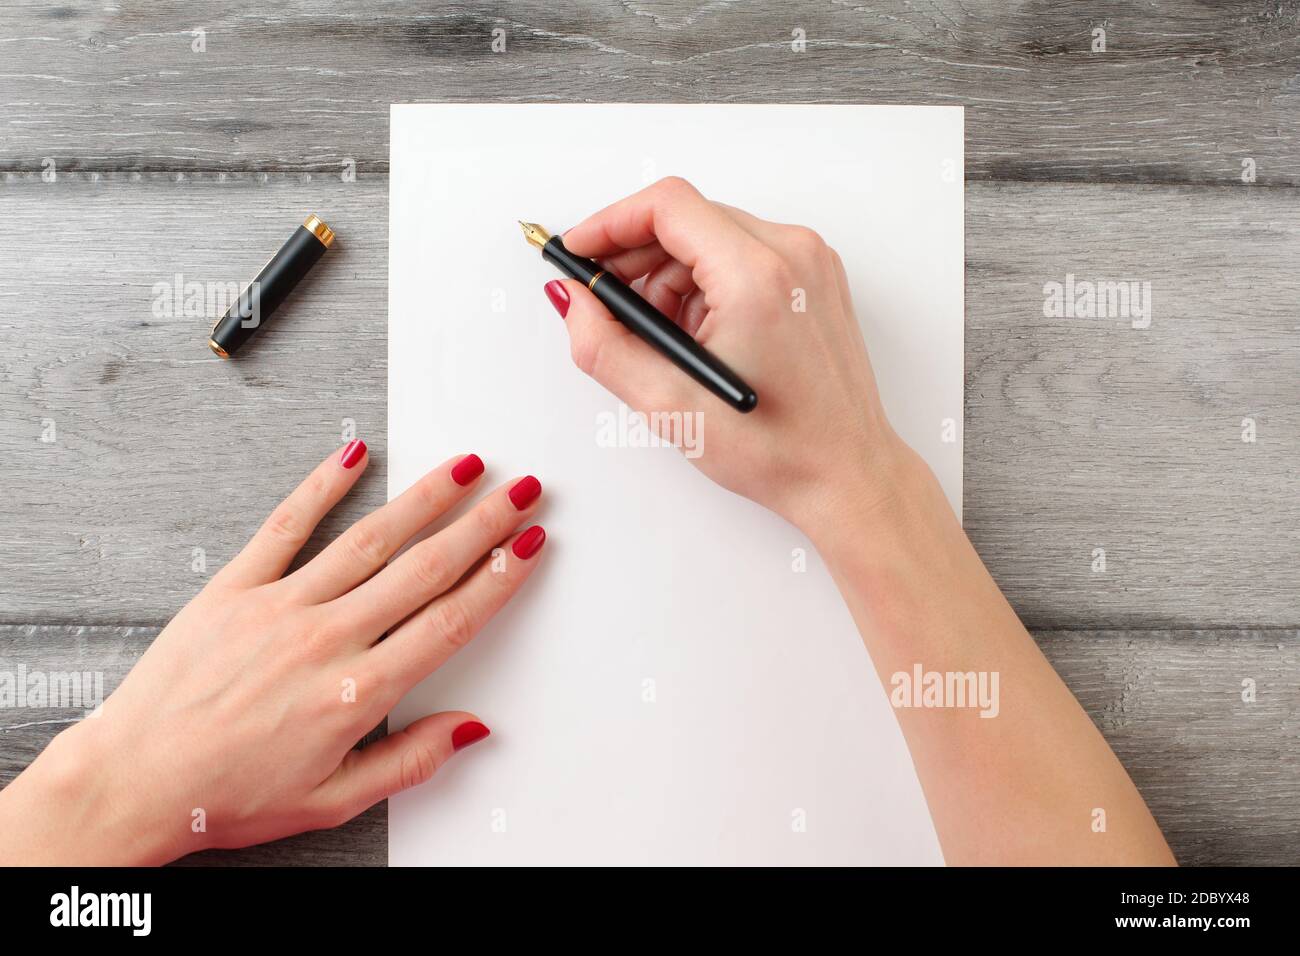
[{"xmin": 805, "ymin": 440, "xmax": 1175, "ymax": 865}]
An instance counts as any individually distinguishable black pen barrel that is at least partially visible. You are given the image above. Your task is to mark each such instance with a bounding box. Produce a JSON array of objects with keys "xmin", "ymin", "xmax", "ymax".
[
  {"xmin": 541, "ymin": 237, "xmax": 603, "ymax": 287},
  {"xmin": 590, "ymin": 272, "xmax": 756, "ymax": 412},
  {"xmin": 541, "ymin": 236, "xmax": 757, "ymax": 413}
]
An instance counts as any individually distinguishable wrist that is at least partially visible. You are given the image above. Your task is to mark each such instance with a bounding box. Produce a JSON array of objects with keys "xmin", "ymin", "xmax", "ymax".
[
  {"xmin": 796, "ymin": 432, "xmax": 953, "ymax": 562},
  {"xmin": 794, "ymin": 433, "xmax": 977, "ymax": 635},
  {"xmin": 0, "ymin": 720, "xmax": 195, "ymax": 865},
  {"xmin": 796, "ymin": 432, "xmax": 1015, "ymax": 676}
]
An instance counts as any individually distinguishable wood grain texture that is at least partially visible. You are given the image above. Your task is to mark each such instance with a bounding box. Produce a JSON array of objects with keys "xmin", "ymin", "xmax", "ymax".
[
  {"xmin": 2, "ymin": 1, "xmax": 1299, "ymax": 184},
  {"xmin": 0, "ymin": 174, "xmax": 1295, "ymax": 628},
  {"xmin": 1, "ymin": 625, "xmax": 1293, "ymax": 866},
  {"xmin": 964, "ymin": 181, "xmax": 1300, "ymax": 629}
]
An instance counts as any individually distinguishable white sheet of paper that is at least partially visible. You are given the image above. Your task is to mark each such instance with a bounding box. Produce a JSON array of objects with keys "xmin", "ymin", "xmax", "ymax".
[{"xmin": 387, "ymin": 104, "xmax": 962, "ymax": 865}]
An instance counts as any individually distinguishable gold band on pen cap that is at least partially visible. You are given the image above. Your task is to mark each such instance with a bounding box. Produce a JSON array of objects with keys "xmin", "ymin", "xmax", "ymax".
[{"xmin": 304, "ymin": 213, "xmax": 335, "ymax": 248}]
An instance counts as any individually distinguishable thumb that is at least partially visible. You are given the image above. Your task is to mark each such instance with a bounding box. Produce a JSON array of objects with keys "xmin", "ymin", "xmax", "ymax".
[
  {"xmin": 308, "ymin": 712, "xmax": 490, "ymax": 825},
  {"xmin": 546, "ymin": 278, "xmax": 696, "ymax": 417}
]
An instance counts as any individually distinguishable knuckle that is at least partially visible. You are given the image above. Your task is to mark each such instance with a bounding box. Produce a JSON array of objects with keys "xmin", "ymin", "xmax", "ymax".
[
  {"xmin": 654, "ymin": 175, "xmax": 696, "ymax": 199},
  {"xmin": 429, "ymin": 598, "xmax": 476, "ymax": 650},
  {"xmin": 263, "ymin": 506, "xmax": 307, "ymax": 546},
  {"xmin": 300, "ymin": 620, "xmax": 342, "ymax": 659},
  {"xmin": 344, "ymin": 523, "xmax": 389, "ymax": 568},
  {"xmin": 411, "ymin": 546, "xmax": 454, "ymax": 594},
  {"xmin": 472, "ymin": 499, "xmax": 502, "ymax": 539},
  {"xmin": 304, "ymin": 471, "xmax": 331, "ymax": 502},
  {"xmin": 490, "ymin": 549, "xmax": 518, "ymax": 588},
  {"xmin": 397, "ymin": 738, "xmax": 440, "ymax": 792},
  {"xmin": 786, "ymin": 225, "xmax": 826, "ymax": 256},
  {"xmin": 412, "ymin": 471, "xmax": 448, "ymax": 512}
]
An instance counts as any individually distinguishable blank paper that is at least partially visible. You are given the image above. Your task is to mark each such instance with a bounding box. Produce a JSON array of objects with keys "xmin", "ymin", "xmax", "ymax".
[{"xmin": 388, "ymin": 104, "xmax": 962, "ymax": 865}]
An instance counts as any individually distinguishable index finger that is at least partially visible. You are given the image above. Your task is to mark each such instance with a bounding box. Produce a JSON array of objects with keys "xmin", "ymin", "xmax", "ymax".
[
  {"xmin": 216, "ymin": 440, "xmax": 369, "ymax": 588},
  {"xmin": 563, "ymin": 176, "xmax": 762, "ymax": 275}
]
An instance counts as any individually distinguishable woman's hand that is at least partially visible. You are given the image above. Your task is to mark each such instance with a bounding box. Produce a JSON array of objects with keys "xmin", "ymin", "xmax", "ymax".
[
  {"xmin": 548, "ymin": 179, "xmax": 1174, "ymax": 866},
  {"xmin": 0, "ymin": 442, "xmax": 547, "ymax": 865},
  {"xmin": 547, "ymin": 176, "xmax": 912, "ymax": 539}
]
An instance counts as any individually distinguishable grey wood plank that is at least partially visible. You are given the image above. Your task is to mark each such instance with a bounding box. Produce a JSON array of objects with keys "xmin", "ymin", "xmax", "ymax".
[
  {"xmin": 1, "ymin": 173, "xmax": 1296, "ymax": 628},
  {"xmin": 1, "ymin": 625, "xmax": 1294, "ymax": 865},
  {"xmin": 964, "ymin": 181, "xmax": 1300, "ymax": 629},
  {"xmin": 2, "ymin": 1, "xmax": 1298, "ymax": 185},
  {"xmin": 0, "ymin": 173, "xmax": 389, "ymax": 626}
]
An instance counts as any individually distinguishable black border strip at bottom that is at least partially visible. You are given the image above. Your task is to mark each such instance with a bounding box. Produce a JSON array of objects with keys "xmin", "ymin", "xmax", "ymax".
[{"xmin": 1, "ymin": 865, "xmax": 1282, "ymax": 941}]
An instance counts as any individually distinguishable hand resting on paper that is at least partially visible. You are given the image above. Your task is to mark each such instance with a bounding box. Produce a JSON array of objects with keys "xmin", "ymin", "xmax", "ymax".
[
  {"xmin": 0, "ymin": 444, "xmax": 545, "ymax": 864},
  {"xmin": 547, "ymin": 177, "xmax": 1176, "ymax": 866}
]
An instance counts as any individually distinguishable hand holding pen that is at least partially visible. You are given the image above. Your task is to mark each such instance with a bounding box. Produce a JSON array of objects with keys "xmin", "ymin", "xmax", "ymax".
[
  {"xmin": 521, "ymin": 220, "xmax": 757, "ymax": 412},
  {"xmin": 535, "ymin": 176, "xmax": 899, "ymax": 535}
]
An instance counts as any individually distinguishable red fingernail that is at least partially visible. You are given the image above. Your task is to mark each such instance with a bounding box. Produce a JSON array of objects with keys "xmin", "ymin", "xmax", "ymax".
[
  {"xmin": 340, "ymin": 440, "xmax": 367, "ymax": 469},
  {"xmin": 508, "ymin": 475, "xmax": 542, "ymax": 510},
  {"xmin": 452, "ymin": 720, "xmax": 490, "ymax": 752},
  {"xmin": 544, "ymin": 280, "xmax": 570, "ymax": 317},
  {"xmin": 451, "ymin": 453, "xmax": 484, "ymax": 486},
  {"xmin": 512, "ymin": 525, "xmax": 546, "ymax": 560}
]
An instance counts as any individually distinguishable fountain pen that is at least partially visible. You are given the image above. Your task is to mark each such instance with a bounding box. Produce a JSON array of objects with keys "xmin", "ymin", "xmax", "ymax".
[{"xmin": 519, "ymin": 221, "xmax": 758, "ymax": 413}]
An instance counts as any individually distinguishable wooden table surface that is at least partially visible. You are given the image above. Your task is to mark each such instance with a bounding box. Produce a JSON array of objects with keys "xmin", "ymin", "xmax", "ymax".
[{"xmin": 1, "ymin": 2, "xmax": 1296, "ymax": 866}]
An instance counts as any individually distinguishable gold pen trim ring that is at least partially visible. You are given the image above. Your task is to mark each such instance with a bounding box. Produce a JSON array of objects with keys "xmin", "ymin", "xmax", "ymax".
[
  {"xmin": 587, "ymin": 271, "xmax": 606, "ymax": 291},
  {"xmin": 303, "ymin": 214, "xmax": 335, "ymax": 248}
]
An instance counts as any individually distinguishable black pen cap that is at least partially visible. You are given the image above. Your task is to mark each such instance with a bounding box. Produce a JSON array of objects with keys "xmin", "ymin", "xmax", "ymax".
[{"xmin": 208, "ymin": 214, "xmax": 335, "ymax": 359}]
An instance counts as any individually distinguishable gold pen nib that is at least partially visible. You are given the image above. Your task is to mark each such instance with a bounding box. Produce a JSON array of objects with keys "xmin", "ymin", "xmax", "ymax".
[{"xmin": 518, "ymin": 220, "xmax": 552, "ymax": 250}]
